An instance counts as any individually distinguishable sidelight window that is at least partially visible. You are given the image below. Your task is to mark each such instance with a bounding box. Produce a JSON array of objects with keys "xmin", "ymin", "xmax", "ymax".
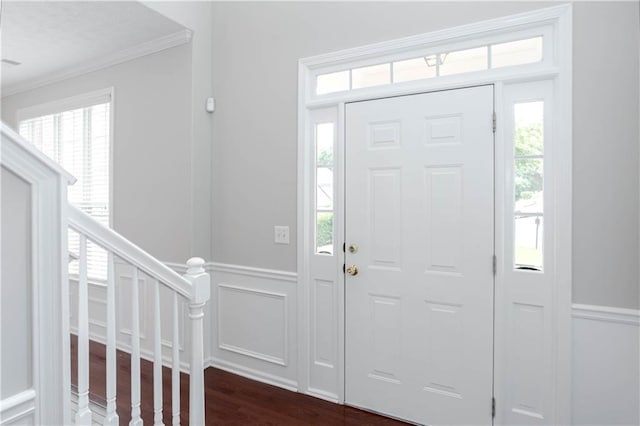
[
  {"xmin": 513, "ymin": 101, "xmax": 544, "ymax": 270},
  {"xmin": 315, "ymin": 123, "xmax": 335, "ymax": 255}
]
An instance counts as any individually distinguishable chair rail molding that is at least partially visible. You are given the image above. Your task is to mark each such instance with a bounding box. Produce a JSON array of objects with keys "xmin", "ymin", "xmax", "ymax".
[{"xmin": 572, "ymin": 304, "xmax": 640, "ymax": 325}]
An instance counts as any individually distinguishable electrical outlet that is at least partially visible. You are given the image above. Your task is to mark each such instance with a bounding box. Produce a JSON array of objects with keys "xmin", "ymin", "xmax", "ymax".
[{"xmin": 274, "ymin": 226, "xmax": 290, "ymax": 244}]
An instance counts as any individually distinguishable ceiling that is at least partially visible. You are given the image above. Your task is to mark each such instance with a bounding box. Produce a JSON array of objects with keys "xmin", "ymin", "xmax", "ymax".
[{"xmin": 1, "ymin": 1, "xmax": 187, "ymax": 94}]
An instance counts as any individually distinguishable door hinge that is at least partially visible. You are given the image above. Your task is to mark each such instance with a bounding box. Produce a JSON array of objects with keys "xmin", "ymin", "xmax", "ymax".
[
  {"xmin": 343, "ymin": 264, "xmax": 346, "ymax": 274},
  {"xmin": 492, "ymin": 112, "xmax": 497, "ymax": 133},
  {"xmin": 492, "ymin": 255, "xmax": 497, "ymax": 276},
  {"xmin": 343, "ymin": 242, "xmax": 346, "ymax": 253},
  {"xmin": 492, "ymin": 397, "xmax": 496, "ymax": 418}
]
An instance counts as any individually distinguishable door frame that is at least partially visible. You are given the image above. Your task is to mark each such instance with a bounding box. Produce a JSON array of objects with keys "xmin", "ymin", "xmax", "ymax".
[{"xmin": 297, "ymin": 4, "xmax": 572, "ymax": 424}]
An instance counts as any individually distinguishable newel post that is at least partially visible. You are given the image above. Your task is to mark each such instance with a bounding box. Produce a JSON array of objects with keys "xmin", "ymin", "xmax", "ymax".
[{"xmin": 183, "ymin": 257, "xmax": 210, "ymax": 426}]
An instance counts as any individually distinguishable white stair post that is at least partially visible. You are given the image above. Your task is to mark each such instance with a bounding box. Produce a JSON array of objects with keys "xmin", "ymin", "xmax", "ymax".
[
  {"xmin": 183, "ymin": 257, "xmax": 210, "ymax": 426},
  {"xmin": 75, "ymin": 234, "xmax": 92, "ymax": 425},
  {"xmin": 104, "ymin": 252, "xmax": 119, "ymax": 426}
]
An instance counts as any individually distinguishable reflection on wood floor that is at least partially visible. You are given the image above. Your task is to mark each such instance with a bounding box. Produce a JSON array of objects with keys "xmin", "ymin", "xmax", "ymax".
[{"xmin": 70, "ymin": 336, "xmax": 407, "ymax": 425}]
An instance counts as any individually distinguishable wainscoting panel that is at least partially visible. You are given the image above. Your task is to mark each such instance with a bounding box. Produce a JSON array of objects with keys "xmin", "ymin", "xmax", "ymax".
[
  {"xmin": 208, "ymin": 263, "xmax": 298, "ymax": 390},
  {"xmin": 68, "ymin": 256, "xmax": 640, "ymax": 426},
  {"xmin": 218, "ymin": 284, "xmax": 288, "ymax": 365},
  {"xmin": 572, "ymin": 304, "xmax": 639, "ymax": 426}
]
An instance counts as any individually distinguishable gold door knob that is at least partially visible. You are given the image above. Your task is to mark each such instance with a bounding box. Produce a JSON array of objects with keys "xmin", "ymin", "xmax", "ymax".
[{"xmin": 346, "ymin": 265, "xmax": 359, "ymax": 276}]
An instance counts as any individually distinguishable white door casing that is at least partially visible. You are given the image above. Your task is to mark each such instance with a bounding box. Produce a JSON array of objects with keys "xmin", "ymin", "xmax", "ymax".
[
  {"xmin": 298, "ymin": 5, "xmax": 572, "ymax": 425},
  {"xmin": 345, "ymin": 86, "xmax": 494, "ymax": 425}
]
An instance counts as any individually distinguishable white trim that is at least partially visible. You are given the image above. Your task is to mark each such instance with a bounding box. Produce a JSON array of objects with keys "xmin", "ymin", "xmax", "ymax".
[
  {"xmin": 306, "ymin": 67, "xmax": 560, "ymax": 109},
  {"xmin": 572, "ymin": 304, "xmax": 640, "ymax": 326},
  {"xmin": 302, "ymin": 5, "xmax": 565, "ymax": 104},
  {"xmin": 306, "ymin": 388, "xmax": 339, "ymax": 404},
  {"xmin": 0, "ymin": 123, "xmax": 76, "ymax": 184},
  {"xmin": 301, "ymin": 5, "xmax": 566, "ymax": 70},
  {"xmin": 2, "ymin": 124, "xmax": 71, "ymax": 424},
  {"xmin": 164, "ymin": 261, "xmax": 189, "ymax": 275},
  {"xmin": 551, "ymin": 8, "xmax": 573, "ymax": 423},
  {"xmin": 297, "ymin": 4, "xmax": 572, "ymax": 423},
  {"xmin": 296, "ymin": 59, "xmax": 311, "ymax": 396},
  {"xmin": 217, "ymin": 283, "xmax": 289, "ymax": 366},
  {"xmin": 206, "ymin": 357, "xmax": 298, "ymax": 393},
  {"xmin": 68, "ymin": 205, "xmax": 193, "ymax": 299},
  {"xmin": 208, "ymin": 262, "xmax": 298, "ymax": 282},
  {"xmin": 69, "ymin": 391, "xmax": 106, "ymax": 425},
  {"xmin": 0, "ymin": 390, "xmax": 36, "ymax": 425},
  {"xmin": 2, "ymin": 29, "xmax": 192, "ymax": 97},
  {"xmin": 16, "ymin": 87, "xmax": 113, "ymax": 122},
  {"xmin": 164, "ymin": 261, "xmax": 299, "ymax": 282}
]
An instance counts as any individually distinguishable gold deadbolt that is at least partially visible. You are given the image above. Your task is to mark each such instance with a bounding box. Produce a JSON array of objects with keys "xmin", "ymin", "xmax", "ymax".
[
  {"xmin": 346, "ymin": 265, "xmax": 359, "ymax": 276},
  {"xmin": 348, "ymin": 244, "xmax": 358, "ymax": 254}
]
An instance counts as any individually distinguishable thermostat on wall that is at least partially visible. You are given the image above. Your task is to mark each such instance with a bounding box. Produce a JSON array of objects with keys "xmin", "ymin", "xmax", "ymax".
[{"xmin": 206, "ymin": 97, "xmax": 215, "ymax": 113}]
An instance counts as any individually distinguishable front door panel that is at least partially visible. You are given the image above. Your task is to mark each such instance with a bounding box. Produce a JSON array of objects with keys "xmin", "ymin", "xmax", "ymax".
[{"xmin": 345, "ymin": 86, "xmax": 495, "ymax": 425}]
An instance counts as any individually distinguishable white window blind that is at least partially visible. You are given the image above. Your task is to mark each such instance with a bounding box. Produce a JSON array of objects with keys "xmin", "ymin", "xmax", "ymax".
[{"xmin": 19, "ymin": 98, "xmax": 111, "ymax": 281}]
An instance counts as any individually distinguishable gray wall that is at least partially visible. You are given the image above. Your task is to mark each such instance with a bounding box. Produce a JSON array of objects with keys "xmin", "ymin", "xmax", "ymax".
[
  {"xmin": 143, "ymin": 2, "xmax": 214, "ymax": 260},
  {"xmin": 572, "ymin": 2, "xmax": 639, "ymax": 309},
  {"xmin": 1, "ymin": 166, "xmax": 33, "ymax": 398},
  {"xmin": 1, "ymin": 45, "xmax": 193, "ymax": 263},
  {"xmin": 211, "ymin": 2, "xmax": 639, "ymax": 308}
]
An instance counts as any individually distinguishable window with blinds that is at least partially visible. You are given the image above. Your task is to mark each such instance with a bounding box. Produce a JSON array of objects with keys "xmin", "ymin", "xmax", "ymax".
[{"xmin": 19, "ymin": 96, "xmax": 111, "ymax": 281}]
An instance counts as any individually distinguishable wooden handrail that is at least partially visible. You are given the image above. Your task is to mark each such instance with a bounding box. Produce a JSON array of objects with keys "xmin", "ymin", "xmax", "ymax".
[{"xmin": 67, "ymin": 204, "xmax": 192, "ymax": 299}]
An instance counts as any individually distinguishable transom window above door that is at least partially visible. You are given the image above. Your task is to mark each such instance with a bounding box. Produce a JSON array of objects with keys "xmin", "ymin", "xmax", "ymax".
[{"xmin": 311, "ymin": 25, "xmax": 551, "ymax": 98}]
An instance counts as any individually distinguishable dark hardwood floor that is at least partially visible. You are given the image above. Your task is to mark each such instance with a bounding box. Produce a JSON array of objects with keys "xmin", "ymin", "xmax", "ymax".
[{"xmin": 70, "ymin": 336, "xmax": 407, "ymax": 425}]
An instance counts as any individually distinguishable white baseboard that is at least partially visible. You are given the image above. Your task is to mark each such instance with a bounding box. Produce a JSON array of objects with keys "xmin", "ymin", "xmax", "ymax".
[
  {"xmin": 206, "ymin": 357, "xmax": 298, "ymax": 392},
  {"xmin": 306, "ymin": 388, "xmax": 339, "ymax": 404}
]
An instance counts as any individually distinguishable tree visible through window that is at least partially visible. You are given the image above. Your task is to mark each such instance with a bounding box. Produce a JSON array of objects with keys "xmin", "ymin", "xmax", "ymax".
[
  {"xmin": 19, "ymin": 99, "xmax": 111, "ymax": 280},
  {"xmin": 513, "ymin": 101, "xmax": 544, "ymax": 270}
]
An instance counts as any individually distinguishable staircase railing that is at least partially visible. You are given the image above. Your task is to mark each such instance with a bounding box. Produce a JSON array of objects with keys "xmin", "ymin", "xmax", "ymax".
[{"xmin": 68, "ymin": 205, "xmax": 209, "ymax": 426}]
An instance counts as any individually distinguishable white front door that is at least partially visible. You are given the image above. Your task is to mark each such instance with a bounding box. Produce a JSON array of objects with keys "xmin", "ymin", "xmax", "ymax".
[{"xmin": 345, "ymin": 85, "xmax": 495, "ymax": 425}]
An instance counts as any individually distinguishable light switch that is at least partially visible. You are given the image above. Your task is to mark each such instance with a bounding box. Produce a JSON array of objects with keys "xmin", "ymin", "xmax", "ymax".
[{"xmin": 274, "ymin": 226, "xmax": 290, "ymax": 244}]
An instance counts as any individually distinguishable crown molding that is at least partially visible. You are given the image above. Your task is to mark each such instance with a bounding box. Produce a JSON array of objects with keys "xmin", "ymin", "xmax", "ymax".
[{"xmin": 2, "ymin": 29, "xmax": 192, "ymax": 98}]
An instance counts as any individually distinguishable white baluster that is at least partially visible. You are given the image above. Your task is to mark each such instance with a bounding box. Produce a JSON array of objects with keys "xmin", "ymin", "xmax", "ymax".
[
  {"xmin": 75, "ymin": 234, "xmax": 92, "ymax": 425},
  {"xmin": 172, "ymin": 292, "xmax": 180, "ymax": 426},
  {"xmin": 130, "ymin": 267, "xmax": 142, "ymax": 426},
  {"xmin": 183, "ymin": 258, "xmax": 210, "ymax": 426},
  {"xmin": 153, "ymin": 280, "xmax": 164, "ymax": 426},
  {"xmin": 104, "ymin": 252, "xmax": 119, "ymax": 426}
]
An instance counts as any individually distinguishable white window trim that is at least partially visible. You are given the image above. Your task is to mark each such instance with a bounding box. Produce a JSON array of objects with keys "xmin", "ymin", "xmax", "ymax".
[
  {"xmin": 297, "ymin": 4, "xmax": 572, "ymax": 424},
  {"xmin": 16, "ymin": 87, "xmax": 116, "ymax": 229},
  {"xmin": 309, "ymin": 25, "xmax": 553, "ymax": 100}
]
